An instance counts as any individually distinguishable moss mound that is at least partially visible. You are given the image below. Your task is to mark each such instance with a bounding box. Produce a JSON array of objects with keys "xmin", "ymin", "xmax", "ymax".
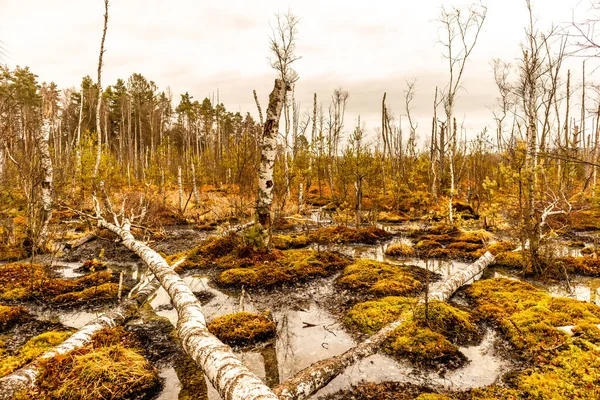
[
  {"xmin": 385, "ymin": 243, "xmax": 416, "ymax": 258},
  {"xmin": 18, "ymin": 327, "xmax": 158, "ymax": 400},
  {"xmin": 465, "ymin": 277, "xmax": 600, "ymax": 398},
  {"xmin": 0, "ymin": 263, "xmax": 116, "ymax": 303},
  {"xmin": 319, "ymin": 381, "xmax": 443, "ymax": 400},
  {"xmin": 415, "ymin": 240, "xmax": 442, "ymax": 251},
  {"xmin": 207, "ymin": 312, "xmax": 276, "ymax": 347},
  {"xmin": 169, "ymin": 233, "xmax": 284, "ymax": 271},
  {"xmin": 32, "ymin": 345, "xmax": 158, "ymax": 400},
  {"xmin": 412, "ymin": 301, "xmax": 480, "ymax": 345},
  {"xmin": 309, "ymin": 225, "xmax": 392, "ymax": 245},
  {"xmin": 272, "ymin": 234, "xmax": 310, "ymax": 250},
  {"xmin": 493, "ymin": 251, "xmax": 525, "ymax": 269},
  {"xmin": 0, "ymin": 330, "xmax": 72, "ymax": 377},
  {"xmin": 0, "ymin": 305, "xmax": 28, "ymax": 332},
  {"xmin": 559, "ymin": 256, "xmax": 600, "ymax": 276},
  {"xmin": 51, "ymin": 283, "xmax": 120, "ymax": 304},
  {"xmin": 217, "ymin": 249, "xmax": 349, "ymax": 288},
  {"xmin": 378, "ymin": 211, "xmax": 410, "ymax": 223},
  {"xmin": 345, "ymin": 297, "xmax": 415, "ymax": 334},
  {"xmin": 385, "ymin": 322, "xmax": 466, "ymax": 368},
  {"xmin": 337, "ymin": 260, "xmax": 426, "ymax": 297}
]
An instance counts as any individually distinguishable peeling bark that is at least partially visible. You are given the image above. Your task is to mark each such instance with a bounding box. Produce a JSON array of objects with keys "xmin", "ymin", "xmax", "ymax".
[
  {"xmin": 256, "ymin": 79, "xmax": 287, "ymax": 227},
  {"xmin": 0, "ymin": 279, "xmax": 160, "ymax": 400},
  {"xmin": 96, "ymin": 217, "xmax": 278, "ymax": 399},
  {"xmin": 273, "ymin": 251, "xmax": 495, "ymax": 400},
  {"xmin": 34, "ymin": 115, "xmax": 53, "ymax": 250},
  {"xmin": 93, "ymin": 0, "xmax": 109, "ymax": 178}
]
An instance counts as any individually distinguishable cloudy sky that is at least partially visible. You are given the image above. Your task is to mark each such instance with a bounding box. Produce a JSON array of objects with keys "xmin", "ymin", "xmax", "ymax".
[{"xmin": 1, "ymin": 0, "xmax": 598, "ymax": 144}]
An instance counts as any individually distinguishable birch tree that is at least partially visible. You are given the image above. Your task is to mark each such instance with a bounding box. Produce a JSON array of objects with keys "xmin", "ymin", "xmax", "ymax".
[{"xmin": 93, "ymin": 0, "xmax": 109, "ymax": 178}]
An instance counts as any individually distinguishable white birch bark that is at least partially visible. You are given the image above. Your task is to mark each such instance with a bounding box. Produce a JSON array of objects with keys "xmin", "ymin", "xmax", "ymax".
[
  {"xmin": 256, "ymin": 79, "xmax": 287, "ymax": 226},
  {"xmin": 72, "ymin": 85, "xmax": 84, "ymax": 198},
  {"xmin": 93, "ymin": 0, "xmax": 109, "ymax": 178},
  {"xmin": 34, "ymin": 116, "xmax": 54, "ymax": 250},
  {"xmin": 96, "ymin": 217, "xmax": 278, "ymax": 399},
  {"xmin": 273, "ymin": 251, "xmax": 495, "ymax": 400}
]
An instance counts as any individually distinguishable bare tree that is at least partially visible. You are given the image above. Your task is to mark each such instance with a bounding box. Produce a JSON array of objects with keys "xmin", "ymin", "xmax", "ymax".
[
  {"xmin": 93, "ymin": 0, "xmax": 109, "ymax": 178},
  {"xmin": 437, "ymin": 2, "xmax": 487, "ymax": 223}
]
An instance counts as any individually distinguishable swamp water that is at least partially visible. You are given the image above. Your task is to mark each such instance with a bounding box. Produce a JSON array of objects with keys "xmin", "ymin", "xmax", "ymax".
[{"xmin": 41, "ymin": 235, "xmax": 600, "ymax": 399}]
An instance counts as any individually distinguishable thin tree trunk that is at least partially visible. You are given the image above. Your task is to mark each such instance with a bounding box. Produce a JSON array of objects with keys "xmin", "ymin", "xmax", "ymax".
[
  {"xmin": 34, "ymin": 109, "xmax": 54, "ymax": 250},
  {"xmin": 93, "ymin": 0, "xmax": 109, "ymax": 178},
  {"xmin": 72, "ymin": 86, "xmax": 84, "ymax": 199},
  {"xmin": 273, "ymin": 252, "xmax": 495, "ymax": 400}
]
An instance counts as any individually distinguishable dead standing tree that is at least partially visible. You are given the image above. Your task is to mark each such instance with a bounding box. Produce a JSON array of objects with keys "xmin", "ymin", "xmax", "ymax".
[
  {"xmin": 33, "ymin": 85, "xmax": 55, "ymax": 251},
  {"xmin": 270, "ymin": 11, "xmax": 300, "ymax": 204},
  {"xmin": 437, "ymin": 2, "xmax": 487, "ymax": 223},
  {"xmin": 93, "ymin": 0, "xmax": 109, "ymax": 179}
]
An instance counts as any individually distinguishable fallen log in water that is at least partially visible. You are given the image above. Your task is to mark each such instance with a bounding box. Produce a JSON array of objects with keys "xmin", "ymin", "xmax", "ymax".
[
  {"xmin": 273, "ymin": 251, "xmax": 495, "ymax": 400},
  {"xmin": 94, "ymin": 214, "xmax": 278, "ymax": 399},
  {"xmin": 0, "ymin": 278, "xmax": 161, "ymax": 400}
]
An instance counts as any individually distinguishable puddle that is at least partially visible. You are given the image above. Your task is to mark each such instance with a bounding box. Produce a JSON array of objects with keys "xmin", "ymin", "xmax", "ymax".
[
  {"xmin": 316, "ymin": 329, "xmax": 512, "ymax": 397},
  {"xmin": 547, "ymin": 276, "xmax": 600, "ymax": 306},
  {"xmin": 150, "ymin": 275, "xmax": 240, "ymax": 326}
]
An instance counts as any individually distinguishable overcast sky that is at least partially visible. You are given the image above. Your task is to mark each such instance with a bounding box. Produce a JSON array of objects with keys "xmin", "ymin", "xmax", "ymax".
[{"xmin": 1, "ymin": 0, "xmax": 598, "ymax": 144}]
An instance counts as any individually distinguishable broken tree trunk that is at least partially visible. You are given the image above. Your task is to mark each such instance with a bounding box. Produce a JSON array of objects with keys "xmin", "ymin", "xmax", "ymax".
[
  {"xmin": 95, "ymin": 216, "xmax": 278, "ymax": 399},
  {"xmin": 256, "ymin": 79, "xmax": 287, "ymax": 227},
  {"xmin": 33, "ymin": 105, "xmax": 54, "ymax": 251},
  {"xmin": 0, "ymin": 279, "xmax": 161, "ymax": 400},
  {"xmin": 273, "ymin": 251, "xmax": 495, "ymax": 400}
]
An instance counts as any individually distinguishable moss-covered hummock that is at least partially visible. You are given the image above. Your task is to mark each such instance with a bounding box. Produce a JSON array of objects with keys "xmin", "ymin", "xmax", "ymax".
[
  {"xmin": 465, "ymin": 278, "xmax": 600, "ymax": 399},
  {"xmin": 345, "ymin": 297, "xmax": 478, "ymax": 368},
  {"xmin": 308, "ymin": 225, "xmax": 392, "ymax": 245},
  {"xmin": 378, "ymin": 211, "xmax": 409, "ymax": 223},
  {"xmin": 271, "ymin": 234, "xmax": 310, "ymax": 250},
  {"xmin": 14, "ymin": 327, "xmax": 159, "ymax": 400},
  {"xmin": 344, "ymin": 296, "xmax": 415, "ymax": 335},
  {"xmin": 207, "ymin": 312, "xmax": 276, "ymax": 347},
  {"xmin": 168, "ymin": 233, "xmax": 283, "ymax": 271},
  {"xmin": 0, "ymin": 330, "xmax": 72, "ymax": 377},
  {"xmin": 415, "ymin": 240, "xmax": 442, "ymax": 251},
  {"xmin": 0, "ymin": 263, "xmax": 117, "ymax": 304},
  {"xmin": 559, "ymin": 256, "xmax": 600, "ymax": 276},
  {"xmin": 217, "ymin": 249, "xmax": 349, "ymax": 288},
  {"xmin": 0, "ymin": 305, "xmax": 28, "ymax": 332},
  {"xmin": 385, "ymin": 243, "xmax": 416, "ymax": 258},
  {"xmin": 337, "ymin": 260, "xmax": 426, "ymax": 297}
]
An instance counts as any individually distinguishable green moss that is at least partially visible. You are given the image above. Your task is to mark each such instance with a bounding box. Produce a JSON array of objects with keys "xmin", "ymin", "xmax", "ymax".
[
  {"xmin": 412, "ymin": 301, "xmax": 479, "ymax": 345},
  {"xmin": 414, "ymin": 395, "xmax": 455, "ymax": 400},
  {"xmin": 207, "ymin": 312, "xmax": 276, "ymax": 347},
  {"xmin": 494, "ymin": 251, "xmax": 525, "ymax": 269},
  {"xmin": 337, "ymin": 260, "xmax": 425, "ymax": 297},
  {"xmin": 309, "ymin": 225, "xmax": 392, "ymax": 245},
  {"xmin": 0, "ymin": 305, "xmax": 28, "ymax": 332},
  {"xmin": 79, "ymin": 259, "xmax": 107, "ymax": 272},
  {"xmin": 344, "ymin": 297, "xmax": 415, "ymax": 334},
  {"xmin": 559, "ymin": 256, "xmax": 600, "ymax": 276},
  {"xmin": 419, "ymin": 234, "xmax": 453, "ymax": 243},
  {"xmin": 468, "ymin": 386, "xmax": 520, "ymax": 399},
  {"xmin": 378, "ymin": 211, "xmax": 409, "ymax": 223},
  {"xmin": 52, "ymin": 283, "xmax": 120, "ymax": 304},
  {"xmin": 271, "ymin": 234, "xmax": 310, "ymax": 250},
  {"xmin": 472, "ymin": 241, "xmax": 517, "ymax": 258},
  {"xmin": 571, "ymin": 323, "xmax": 600, "ymax": 344},
  {"xmin": 427, "ymin": 224, "xmax": 459, "ymax": 235},
  {"xmin": 415, "ymin": 240, "xmax": 442, "ymax": 250},
  {"xmin": 0, "ymin": 330, "xmax": 72, "ymax": 377},
  {"xmin": 0, "ymin": 263, "xmax": 115, "ymax": 302},
  {"xmin": 385, "ymin": 243, "xmax": 416, "ymax": 257},
  {"xmin": 446, "ymin": 241, "xmax": 483, "ymax": 252},
  {"xmin": 217, "ymin": 250, "xmax": 349, "ymax": 288},
  {"xmin": 517, "ymin": 343, "xmax": 600, "ymax": 400},
  {"xmin": 385, "ymin": 322, "xmax": 465, "ymax": 367},
  {"xmin": 33, "ymin": 345, "xmax": 158, "ymax": 400}
]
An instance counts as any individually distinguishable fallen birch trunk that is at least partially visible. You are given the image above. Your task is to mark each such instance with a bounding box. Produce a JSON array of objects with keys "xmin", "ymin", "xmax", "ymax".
[
  {"xmin": 0, "ymin": 278, "xmax": 161, "ymax": 400},
  {"xmin": 95, "ymin": 217, "xmax": 278, "ymax": 400},
  {"xmin": 273, "ymin": 251, "xmax": 495, "ymax": 400}
]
